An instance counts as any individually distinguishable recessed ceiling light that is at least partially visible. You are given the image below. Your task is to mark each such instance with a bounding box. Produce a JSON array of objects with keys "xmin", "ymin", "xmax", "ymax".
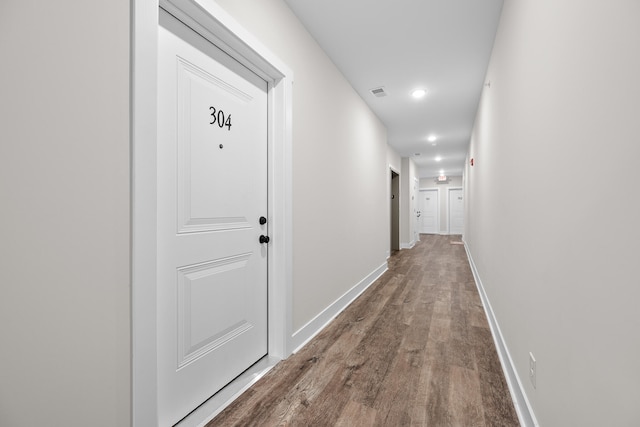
[
  {"xmin": 427, "ymin": 135, "xmax": 437, "ymax": 142},
  {"xmin": 435, "ymin": 156, "xmax": 442, "ymax": 162},
  {"xmin": 411, "ymin": 89, "xmax": 427, "ymax": 99}
]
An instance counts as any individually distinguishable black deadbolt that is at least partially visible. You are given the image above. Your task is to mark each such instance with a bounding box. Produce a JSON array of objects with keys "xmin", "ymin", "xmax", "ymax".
[{"xmin": 259, "ymin": 216, "xmax": 267, "ymax": 225}]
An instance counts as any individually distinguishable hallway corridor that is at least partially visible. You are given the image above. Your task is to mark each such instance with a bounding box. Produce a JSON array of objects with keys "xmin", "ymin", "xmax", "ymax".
[{"xmin": 208, "ymin": 235, "xmax": 519, "ymax": 426}]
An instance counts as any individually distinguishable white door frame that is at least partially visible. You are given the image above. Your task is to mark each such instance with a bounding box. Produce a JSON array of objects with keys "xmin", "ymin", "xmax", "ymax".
[
  {"xmin": 132, "ymin": 1, "xmax": 293, "ymax": 425},
  {"xmin": 447, "ymin": 187, "xmax": 463, "ymax": 235},
  {"xmin": 388, "ymin": 166, "xmax": 400, "ymax": 257}
]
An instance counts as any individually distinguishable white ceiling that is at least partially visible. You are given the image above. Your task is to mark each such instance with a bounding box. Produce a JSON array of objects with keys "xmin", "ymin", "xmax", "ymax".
[{"xmin": 283, "ymin": 0, "xmax": 504, "ymax": 178}]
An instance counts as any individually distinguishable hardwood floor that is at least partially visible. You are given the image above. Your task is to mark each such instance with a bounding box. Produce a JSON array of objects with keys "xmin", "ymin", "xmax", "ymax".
[{"xmin": 207, "ymin": 234, "xmax": 519, "ymax": 426}]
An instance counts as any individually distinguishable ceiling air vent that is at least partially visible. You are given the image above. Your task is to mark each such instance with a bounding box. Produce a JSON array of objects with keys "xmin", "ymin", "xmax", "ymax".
[{"xmin": 370, "ymin": 86, "xmax": 387, "ymax": 98}]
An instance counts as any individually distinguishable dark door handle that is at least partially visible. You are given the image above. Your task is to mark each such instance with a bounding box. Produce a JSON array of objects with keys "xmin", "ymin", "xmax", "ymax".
[{"xmin": 259, "ymin": 235, "xmax": 270, "ymax": 244}]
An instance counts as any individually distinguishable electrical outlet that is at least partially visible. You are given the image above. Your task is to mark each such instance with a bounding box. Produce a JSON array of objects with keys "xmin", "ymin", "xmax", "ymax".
[{"xmin": 529, "ymin": 352, "xmax": 536, "ymax": 389}]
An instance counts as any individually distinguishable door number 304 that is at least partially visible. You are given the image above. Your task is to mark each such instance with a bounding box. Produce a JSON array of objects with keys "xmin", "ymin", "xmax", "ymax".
[{"xmin": 209, "ymin": 107, "xmax": 232, "ymax": 131}]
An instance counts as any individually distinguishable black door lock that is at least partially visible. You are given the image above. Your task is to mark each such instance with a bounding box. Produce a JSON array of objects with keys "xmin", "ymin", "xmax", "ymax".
[{"xmin": 259, "ymin": 235, "xmax": 270, "ymax": 244}]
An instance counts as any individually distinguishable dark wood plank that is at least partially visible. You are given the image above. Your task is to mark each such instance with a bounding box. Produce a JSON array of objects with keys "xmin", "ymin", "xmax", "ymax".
[
  {"xmin": 449, "ymin": 365, "xmax": 485, "ymax": 426},
  {"xmin": 371, "ymin": 276, "xmax": 432, "ymax": 425},
  {"xmin": 335, "ymin": 400, "xmax": 377, "ymax": 427}
]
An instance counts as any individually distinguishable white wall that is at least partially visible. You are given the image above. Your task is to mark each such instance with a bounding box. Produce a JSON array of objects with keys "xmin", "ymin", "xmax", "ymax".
[
  {"xmin": 465, "ymin": 0, "xmax": 640, "ymax": 425},
  {"xmin": 0, "ymin": 1, "xmax": 131, "ymax": 426},
  {"xmin": 387, "ymin": 145, "xmax": 401, "ymax": 173},
  {"xmin": 400, "ymin": 157, "xmax": 418, "ymax": 248},
  {"xmin": 215, "ymin": 0, "xmax": 389, "ymax": 332},
  {"xmin": 419, "ymin": 176, "xmax": 463, "ymax": 234}
]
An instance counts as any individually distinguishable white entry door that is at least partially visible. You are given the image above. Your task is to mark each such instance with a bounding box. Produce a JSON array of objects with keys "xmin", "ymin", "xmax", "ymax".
[
  {"xmin": 157, "ymin": 11, "xmax": 268, "ymax": 426},
  {"xmin": 418, "ymin": 189, "xmax": 438, "ymax": 234},
  {"xmin": 449, "ymin": 188, "xmax": 464, "ymax": 235}
]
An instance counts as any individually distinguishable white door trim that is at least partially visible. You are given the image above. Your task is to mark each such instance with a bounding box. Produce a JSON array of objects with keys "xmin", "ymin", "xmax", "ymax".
[
  {"xmin": 447, "ymin": 187, "xmax": 463, "ymax": 235},
  {"xmin": 132, "ymin": 1, "xmax": 293, "ymax": 425},
  {"xmin": 388, "ymin": 165, "xmax": 400, "ymax": 257}
]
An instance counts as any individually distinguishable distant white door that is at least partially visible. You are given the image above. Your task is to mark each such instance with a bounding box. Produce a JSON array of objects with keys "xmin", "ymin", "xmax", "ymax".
[
  {"xmin": 449, "ymin": 188, "xmax": 464, "ymax": 235},
  {"xmin": 157, "ymin": 12, "xmax": 268, "ymax": 426},
  {"xmin": 418, "ymin": 189, "xmax": 438, "ymax": 234}
]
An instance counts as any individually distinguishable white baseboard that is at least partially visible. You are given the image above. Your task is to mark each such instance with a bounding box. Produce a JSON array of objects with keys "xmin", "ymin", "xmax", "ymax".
[
  {"xmin": 290, "ymin": 262, "xmax": 388, "ymax": 353},
  {"xmin": 400, "ymin": 240, "xmax": 416, "ymax": 249},
  {"xmin": 462, "ymin": 240, "xmax": 539, "ymax": 427}
]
